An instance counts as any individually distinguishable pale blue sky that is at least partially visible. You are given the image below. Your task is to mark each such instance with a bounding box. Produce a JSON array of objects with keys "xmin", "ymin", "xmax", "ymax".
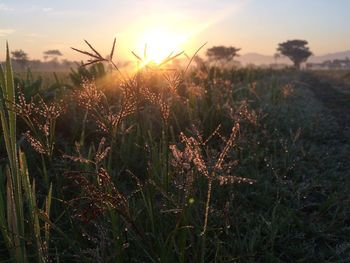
[{"xmin": 1, "ymin": 0, "xmax": 349, "ymax": 60}]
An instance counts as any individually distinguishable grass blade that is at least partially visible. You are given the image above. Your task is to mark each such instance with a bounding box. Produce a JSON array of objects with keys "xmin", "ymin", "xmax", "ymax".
[{"xmin": 110, "ymin": 38, "xmax": 116, "ymax": 60}]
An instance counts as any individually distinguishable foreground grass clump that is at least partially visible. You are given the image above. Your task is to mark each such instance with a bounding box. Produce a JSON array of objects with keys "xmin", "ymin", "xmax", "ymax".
[
  {"xmin": 0, "ymin": 42, "xmax": 349, "ymax": 262},
  {"xmin": 0, "ymin": 44, "xmax": 52, "ymax": 263}
]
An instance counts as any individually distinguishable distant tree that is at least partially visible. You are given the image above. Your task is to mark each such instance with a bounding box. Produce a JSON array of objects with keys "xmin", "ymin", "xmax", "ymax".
[
  {"xmin": 29, "ymin": 59, "xmax": 43, "ymax": 69},
  {"xmin": 277, "ymin": 40, "xmax": 312, "ymax": 69},
  {"xmin": 273, "ymin": 53, "xmax": 281, "ymax": 63},
  {"xmin": 43, "ymin": 49, "xmax": 63, "ymax": 61},
  {"xmin": 47, "ymin": 58, "xmax": 60, "ymax": 69},
  {"xmin": 206, "ymin": 46, "xmax": 241, "ymax": 65},
  {"xmin": 61, "ymin": 59, "xmax": 74, "ymax": 68},
  {"xmin": 11, "ymin": 49, "xmax": 29, "ymax": 69}
]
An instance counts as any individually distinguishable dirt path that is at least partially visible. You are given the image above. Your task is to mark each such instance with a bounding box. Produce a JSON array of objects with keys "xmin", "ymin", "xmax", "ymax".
[{"xmin": 301, "ymin": 73, "xmax": 350, "ymax": 133}]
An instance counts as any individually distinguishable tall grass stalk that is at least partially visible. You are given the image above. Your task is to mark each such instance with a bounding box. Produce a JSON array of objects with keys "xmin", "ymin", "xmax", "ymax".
[{"xmin": 0, "ymin": 43, "xmax": 52, "ymax": 263}]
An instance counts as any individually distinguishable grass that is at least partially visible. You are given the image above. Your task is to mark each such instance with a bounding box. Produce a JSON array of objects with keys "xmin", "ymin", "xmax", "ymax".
[
  {"xmin": 311, "ymin": 70, "xmax": 350, "ymax": 93},
  {"xmin": 0, "ymin": 42, "xmax": 349, "ymax": 262},
  {"xmin": 0, "ymin": 43, "xmax": 52, "ymax": 263}
]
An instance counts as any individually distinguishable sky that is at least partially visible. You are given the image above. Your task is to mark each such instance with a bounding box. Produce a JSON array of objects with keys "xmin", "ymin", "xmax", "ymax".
[{"xmin": 0, "ymin": 0, "xmax": 350, "ymax": 61}]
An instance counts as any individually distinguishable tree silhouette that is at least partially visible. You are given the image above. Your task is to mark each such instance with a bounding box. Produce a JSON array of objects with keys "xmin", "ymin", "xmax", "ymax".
[
  {"xmin": 277, "ymin": 40, "xmax": 312, "ymax": 69},
  {"xmin": 206, "ymin": 46, "xmax": 240, "ymax": 65},
  {"xmin": 11, "ymin": 49, "xmax": 29, "ymax": 69},
  {"xmin": 43, "ymin": 49, "xmax": 63, "ymax": 61}
]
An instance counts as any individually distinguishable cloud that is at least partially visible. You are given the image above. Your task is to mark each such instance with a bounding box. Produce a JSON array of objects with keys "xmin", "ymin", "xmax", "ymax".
[
  {"xmin": 48, "ymin": 10, "xmax": 90, "ymax": 16},
  {"xmin": 0, "ymin": 3, "xmax": 12, "ymax": 11},
  {"xmin": 42, "ymin": 7, "xmax": 53, "ymax": 12},
  {"xmin": 21, "ymin": 6, "xmax": 89, "ymax": 16},
  {"xmin": 25, "ymin": 33, "xmax": 47, "ymax": 38},
  {"xmin": 13, "ymin": 5, "xmax": 53, "ymax": 14},
  {"xmin": 0, "ymin": 29, "xmax": 15, "ymax": 37},
  {"xmin": 25, "ymin": 6, "xmax": 52, "ymax": 13}
]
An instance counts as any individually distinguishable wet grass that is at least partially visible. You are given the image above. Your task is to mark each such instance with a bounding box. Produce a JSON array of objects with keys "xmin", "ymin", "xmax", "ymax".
[{"xmin": 0, "ymin": 51, "xmax": 349, "ymax": 262}]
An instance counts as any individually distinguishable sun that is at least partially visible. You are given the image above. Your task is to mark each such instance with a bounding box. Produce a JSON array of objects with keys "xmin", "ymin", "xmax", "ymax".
[{"xmin": 136, "ymin": 27, "xmax": 186, "ymax": 65}]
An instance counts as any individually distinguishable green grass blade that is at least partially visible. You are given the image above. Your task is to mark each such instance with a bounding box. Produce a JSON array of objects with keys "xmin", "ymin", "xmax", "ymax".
[
  {"xmin": 6, "ymin": 166, "xmax": 25, "ymax": 263},
  {"xmin": 0, "ymin": 64, "xmax": 6, "ymax": 94},
  {"xmin": 45, "ymin": 184, "xmax": 52, "ymax": 245},
  {"xmin": 0, "ymin": 168, "xmax": 11, "ymax": 251},
  {"xmin": 0, "ymin": 65, "xmax": 14, "ymax": 172},
  {"xmin": 5, "ymin": 42, "xmax": 16, "ymax": 161}
]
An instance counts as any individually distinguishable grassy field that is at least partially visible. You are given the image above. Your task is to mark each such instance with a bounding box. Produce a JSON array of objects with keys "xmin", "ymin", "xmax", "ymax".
[
  {"xmin": 0, "ymin": 49, "xmax": 349, "ymax": 262},
  {"xmin": 310, "ymin": 70, "xmax": 350, "ymax": 93}
]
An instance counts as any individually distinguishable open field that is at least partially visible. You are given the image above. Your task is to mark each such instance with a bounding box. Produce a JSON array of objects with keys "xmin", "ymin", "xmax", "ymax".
[
  {"xmin": 2, "ymin": 0, "xmax": 350, "ymax": 261},
  {"xmin": 0, "ymin": 50, "xmax": 349, "ymax": 262},
  {"xmin": 310, "ymin": 70, "xmax": 350, "ymax": 94}
]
